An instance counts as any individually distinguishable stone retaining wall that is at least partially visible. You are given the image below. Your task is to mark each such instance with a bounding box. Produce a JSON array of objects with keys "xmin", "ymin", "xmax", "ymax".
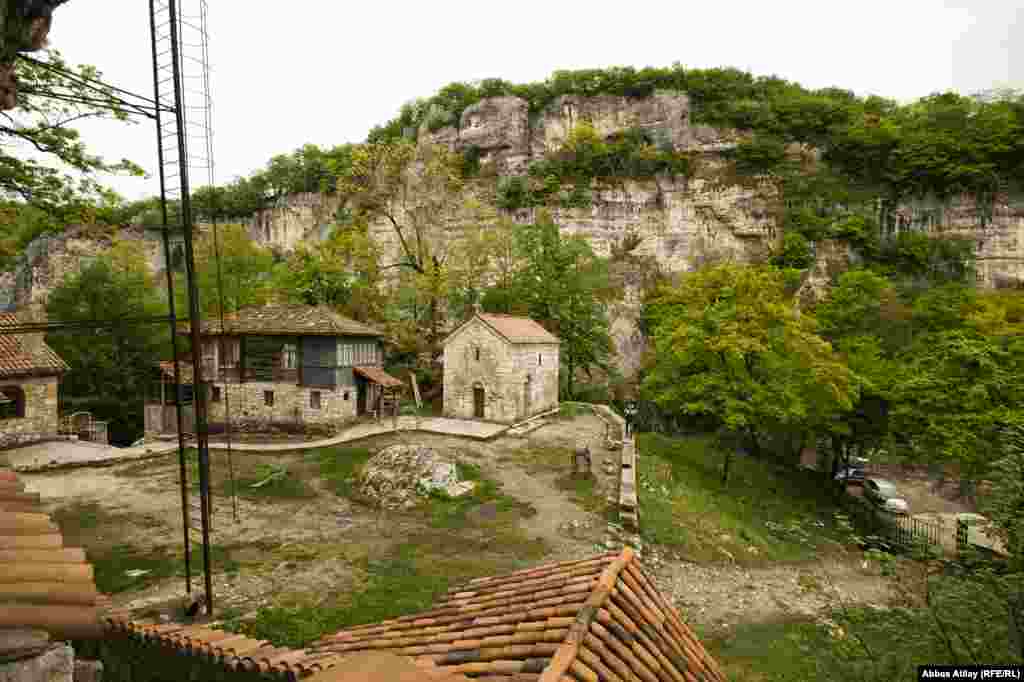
[{"xmin": 564, "ymin": 403, "xmax": 639, "ymax": 533}]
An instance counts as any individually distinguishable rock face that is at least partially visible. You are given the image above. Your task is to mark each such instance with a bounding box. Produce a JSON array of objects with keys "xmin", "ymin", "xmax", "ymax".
[
  {"xmin": 2, "ymin": 224, "xmax": 161, "ymax": 310},
  {"xmin": 4, "ymin": 93, "xmax": 1024, "ymax": 379},
  {"xmin": 357, "ymin": 445, "xmax": 476, "ymax": 510}
]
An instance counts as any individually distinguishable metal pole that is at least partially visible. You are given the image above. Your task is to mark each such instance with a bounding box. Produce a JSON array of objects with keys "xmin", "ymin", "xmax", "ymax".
[
  {"xmin": 210, "ymin": 204, "xmax": 238, "ymax": 523},
  {"xmin": 148, "ymin": 0, "xmax": 191, "ymax": 597},
  {"xmin": 168, "ymin": 0, "xmax": 214, "ymax": 617}
]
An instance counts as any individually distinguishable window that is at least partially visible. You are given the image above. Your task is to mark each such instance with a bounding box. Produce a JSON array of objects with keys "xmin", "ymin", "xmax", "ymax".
[
  {"xmin": 343, "ymin": 391, "xmax": 350, "ymax": 401},
  {"xmin": 210, "ymin": 386, "xmax": 221, "ymax": 403},
  {"xmin": 342, "ymin": 341, "xmax": 379, "ymax": 366},
  {"xmin": 310, "ymin": 391, "xmax": 321, "ymax": 409},
  {"xmin": 538, "ymin": 353, "xmax": 542, "ymax": 366},
  {"xmin": 220, "ymin": 338, "xmax": 240, "ymax": 368},
  {"xmin": 282, "ymin": 343, "xmax": 297, "ymax": 370},
  {"xmin": 264, "ymin": 390, "xmax": 274, "ymax": 407},
  {"xmin": 475, "ymin": 347, "xmax": 480, "ymax": 361},
  {"xmin": 0, "ymin": 386, "xmax": 25, "ymax": 419}
]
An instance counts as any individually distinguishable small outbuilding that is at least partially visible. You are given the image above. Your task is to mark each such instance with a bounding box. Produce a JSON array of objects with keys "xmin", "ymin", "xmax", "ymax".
[
  {"xmin": 442, "ymin": 307, "xmax": 559, "ymax": 424},
  {"xmin": 0, "ymin": 310, "xmax": 69, "ymax": 450}
]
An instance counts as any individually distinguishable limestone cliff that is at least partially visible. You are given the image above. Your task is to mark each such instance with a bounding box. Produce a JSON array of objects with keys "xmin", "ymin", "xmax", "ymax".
[
  {"xmin": 242, "ymin": 92, "xmax": 1024, "ymax": 376},
  {"xmin": 5, "ymin": 92, "xmax": 1024, "ymax": 379}
]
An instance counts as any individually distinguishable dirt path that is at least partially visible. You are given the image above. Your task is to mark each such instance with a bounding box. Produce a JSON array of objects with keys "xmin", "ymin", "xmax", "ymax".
[{"xmin": 650, "ymin": 551, "xmax": 897, "ymax": 633}]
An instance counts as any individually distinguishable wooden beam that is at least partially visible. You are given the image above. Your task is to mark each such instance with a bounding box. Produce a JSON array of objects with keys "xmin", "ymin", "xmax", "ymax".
[{"xmin": 410, "ymin": 372, "xmax": 422, "ymax": 409}]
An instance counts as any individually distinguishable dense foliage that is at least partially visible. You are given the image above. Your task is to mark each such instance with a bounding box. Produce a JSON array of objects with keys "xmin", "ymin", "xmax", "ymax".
[{"xmin": 45, "ymin": 240, "xmax": 169, "ymax": 445}]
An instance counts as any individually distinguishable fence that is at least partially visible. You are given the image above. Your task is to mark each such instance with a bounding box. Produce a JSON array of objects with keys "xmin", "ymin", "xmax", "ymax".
[{"xmin": 840, "ymin": 493, "xmax": 947, "ymax": 554}]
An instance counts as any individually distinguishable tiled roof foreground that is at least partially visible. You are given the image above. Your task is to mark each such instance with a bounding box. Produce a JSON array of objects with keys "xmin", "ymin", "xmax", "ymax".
[
  {"xmin": 313, "ymin": 548, "xmax": 726, "ymax": 682},
  {"xmin": 181, "ymin": 304, "xmax": 383, "ymax": 338},
  {"xmin": 0, "ymin": 312, "xmax": 70, "ymax": 378},
  {"xmin": 102, "ymin": 614, "xmax": 345, "ymax": 680},
  {"xmin": 0, "ymin": 469, "xmax": 107, "ymax": 649}
]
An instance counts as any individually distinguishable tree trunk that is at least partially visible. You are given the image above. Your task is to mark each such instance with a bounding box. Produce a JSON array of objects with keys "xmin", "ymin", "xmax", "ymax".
[{"xmin": 566, "ymin": 356, "xmax": 575, "ymax": 400}]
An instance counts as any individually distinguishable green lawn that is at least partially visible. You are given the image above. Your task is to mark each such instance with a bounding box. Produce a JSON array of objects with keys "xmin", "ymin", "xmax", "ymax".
[
  {"xmin": 638, "ymin": 433, "xmax": 846, "ymax": 564},
  {"xmin": 705, "ymin": 595, "xmax": 1015, "ymax": 682}
]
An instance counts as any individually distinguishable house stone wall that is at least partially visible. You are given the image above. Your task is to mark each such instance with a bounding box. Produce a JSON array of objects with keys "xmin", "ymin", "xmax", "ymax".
[
  {"xmin": 443, "ymin": 319, "xmax": 559, "ymax": 424},
  {"xmin": 206, "ymin": 380, "xmax": 356, "ymax": 429},
  {"xmin": 0, "ymin": 376, "xmax": 59, "ymax": 449}
]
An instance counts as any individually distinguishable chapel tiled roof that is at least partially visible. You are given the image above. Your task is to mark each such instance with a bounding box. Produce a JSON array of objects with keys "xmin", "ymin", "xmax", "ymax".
[
  {"xmin": 313, "ymin": 548, "xmax": 725, "ymax": 682},
  {"xmin": 102, "ymin": 615, "xmax": 345, "ymax": 680},
  {"xmin": 478, "ymin": 314, "xmax": 559, "ymax": 345},
  {"xmin": 0, "ymin": 313, "xmax": 70, "ymax": 378},
  {"xmin": 0, "ymin": 468, "xmax": 107, "ymax": 647},
  {"xmin": 181, "ymin": 305, "xmax": 383, "ymax": 338},
  {"xmin": 444, "ymin": 313, "xmax": 559, "ymax": 347}
]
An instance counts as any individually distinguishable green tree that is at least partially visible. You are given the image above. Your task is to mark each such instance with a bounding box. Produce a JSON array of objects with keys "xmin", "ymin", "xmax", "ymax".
[
  {"xmin": 642, "ymin": 263, "xmax": 855, "ymax": 480},
  {"xmin": 336, "ymin": 140, "xmax": 494, "ymax": 348},
  {"xmin": 45, "ymin": 239, "xmax": 167, "ymax": 444},
  {"xmin": 175, "ymin": 223, "xmax": 275, "ymax": 317},
  {"xmin": 274, "ymin": 225, "xmax": 385, "ymax": 323},
  {"xmin": 506, "ymin": 211, "xmax": 614, "ymax": 400},
  {"xmin": 1, "ymin": 49, "xmax": 143, "ymax": 214},
  {"xmin": 886, "ymin": 329, "xmax": 1024, "ymax": 488}
]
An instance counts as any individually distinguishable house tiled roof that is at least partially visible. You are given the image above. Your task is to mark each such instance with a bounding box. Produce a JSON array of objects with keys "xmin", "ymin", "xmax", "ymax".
[
  {"xmin": 313, "ymin": 549, "xmax": 725, "ymax": 682},
  {"xmin": 0, "ymin": 468, "xmax": 107, "ymax": 647},
  {"xmin": 444, "ymin": 314, "xmax": 559, "ymax": 347},
  {"xmin": 354, "ymin": 366, "xmax": 405, "ymax": 389},
  {"xmin": 0, "ymin": 313, "xmax": 70, "ymax": 378},
  {"xmin": 103, "ymin": 615, "xmax": 345, "ymax": 679},
  {"xmin": 181, "ymin": 305, "xmax": 383, "ymax": 338},
  {"xmin": 158, "ymin": 360, "xmax": 196, "ymax": 384}
]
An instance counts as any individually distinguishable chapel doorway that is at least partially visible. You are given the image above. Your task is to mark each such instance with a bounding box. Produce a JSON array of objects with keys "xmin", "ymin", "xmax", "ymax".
[
  {"xmin": 473, "ymin": 386, "xmax": 485, "ymax": 419},
  {"xmin": 522, "ymin": 376, "xmax": 532, "ymax": 419}
]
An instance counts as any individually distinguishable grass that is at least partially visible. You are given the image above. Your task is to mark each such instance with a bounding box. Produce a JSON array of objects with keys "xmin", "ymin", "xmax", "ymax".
[
  {"xmin": 90, "ymin": 543, "xmax": 239, "ymax": 594},
  {"xmin": 423, "ymin": 461, "xmax": 536, "ymax": 530},
  {"xmin": 555, "ymin": 473, "xmax": 610, "ymax": 516},
  {"xmin": 704, "ymin": 595, "xmax": 1013, "ymax": 682},
  {"xmin": 309, "ymin": 446, "xmax": 377, "ymax": 498},
  {"xmin": 702, "ymin": 620, "xmax": 823, "ymax": 681},
  {"xmin": 638, "ymin": 433, "xmax": 846, "ymax": 564}
]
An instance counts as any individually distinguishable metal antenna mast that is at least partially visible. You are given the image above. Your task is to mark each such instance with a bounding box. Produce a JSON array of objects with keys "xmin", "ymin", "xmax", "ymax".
[{"xmin": 148, "ymin": 0, "xmax": 216, "ymax": 617}]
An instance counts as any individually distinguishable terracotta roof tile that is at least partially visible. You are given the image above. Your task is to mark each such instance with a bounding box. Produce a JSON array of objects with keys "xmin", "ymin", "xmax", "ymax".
[
  {"xmin": 313, "ymin": 549, "xmax": 725, "ymax": 682},
  {"xmin": 0, "ymin": 312, "xmax": 70, "ymax": 378},
  {"xmin": 477, "ymin": 314, "xmax": 559, "ymax": 344},
  {"xmin": 181, "ymin": 305, "xmax": 383, "ymax": 338},
  {"xmin": 354, "ymin": 365, "xmax": 404, "ymax": 388},
  {"xmin": 443, "ymin": 313, "xmax": 560, "ymax": 346},
  {"xmin": 104, "ymin": 616, "xmax": 344, "ymax": 679},
  {"xmin": 0, "ymin": 468, "xmax": 106, "ymax": 646},
  {"xmin": 157, "ymin": 360, "xmax": 196, "ymax": 384}
]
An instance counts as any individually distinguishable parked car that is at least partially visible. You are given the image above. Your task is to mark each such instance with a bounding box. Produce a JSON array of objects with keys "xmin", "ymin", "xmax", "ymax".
[
  {"xmin": 834, "ymin": 466, "xmax": 865, "ymax": 484},
  {"xmin": 864, "ymin": 477, "xmax": 910, "ymax": 515}
]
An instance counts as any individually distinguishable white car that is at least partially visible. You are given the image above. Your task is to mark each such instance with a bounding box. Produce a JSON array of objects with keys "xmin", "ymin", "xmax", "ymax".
[{"xmin": 879, "ymin": 497, "xmax": 910, "ymax": 515}]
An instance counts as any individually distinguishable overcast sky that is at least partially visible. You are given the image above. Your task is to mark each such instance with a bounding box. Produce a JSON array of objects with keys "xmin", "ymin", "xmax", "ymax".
[{"xmin": 43, "ymin": 0, "xmax": 1023, "ymax": 202}]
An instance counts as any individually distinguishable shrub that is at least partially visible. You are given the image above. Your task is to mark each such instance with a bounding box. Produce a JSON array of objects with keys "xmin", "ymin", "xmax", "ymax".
[{"xmin": 772, "ymin": 232, "xmax": 814, "ymax": 269}]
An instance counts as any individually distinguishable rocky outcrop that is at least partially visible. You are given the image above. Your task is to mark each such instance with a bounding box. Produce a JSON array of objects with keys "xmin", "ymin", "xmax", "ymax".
[
  {"xmin": 5, "ymin": 93, "xmax": 1024, "ymax": 380},
  {"xmin": 2, "ymin": 224, "xmax": 161, "ymax": 309}
]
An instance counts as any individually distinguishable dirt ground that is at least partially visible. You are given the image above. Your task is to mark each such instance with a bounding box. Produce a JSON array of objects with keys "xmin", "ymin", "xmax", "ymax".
[
  {"xmin": 19, "ymin": 414, "xmax": 614, "ymax": 618},
  {"xmin": 19, "ymin": 413, "xmax": 901, "ymax": 633}
]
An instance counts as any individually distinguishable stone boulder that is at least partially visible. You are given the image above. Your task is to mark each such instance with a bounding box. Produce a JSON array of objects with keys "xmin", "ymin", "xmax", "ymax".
[{"xmin": 357, "ymin": 445, "xmax": 476, "ymax": 510}]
